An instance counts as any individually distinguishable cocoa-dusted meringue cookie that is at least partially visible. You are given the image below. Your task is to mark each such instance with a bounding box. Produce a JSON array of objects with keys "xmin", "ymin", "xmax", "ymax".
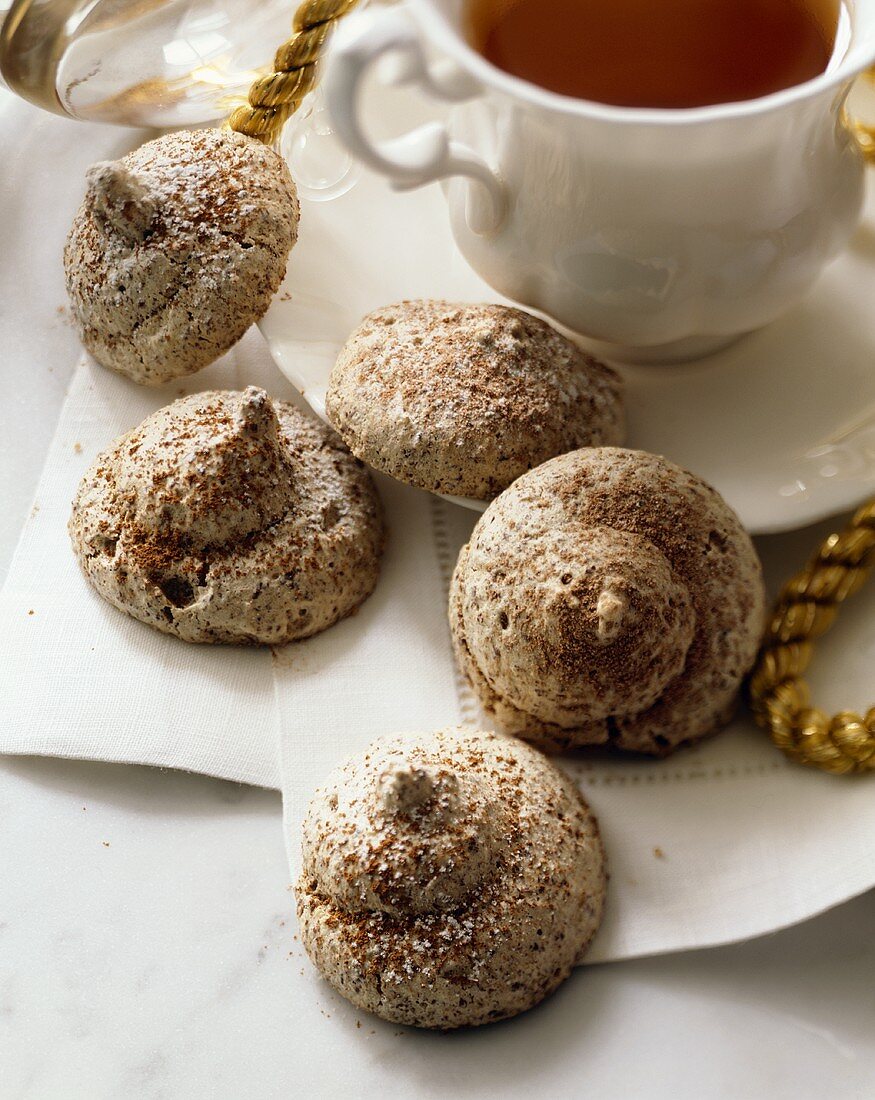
[
  {"xmin": 69, "ymin": 387, "xmax": 384, "ymax": 644},
  {"xmin": 326, "ymin": 300, "xmax": 624, "ymax": 499},
  {"xmin": 64, "ymin": 129, "xmax": 299, "ymax": 385},
  {"xmin": 295, "ymin": 728, "xmax": 606, "ymax": 1029},
  {"xmin": 450, "ymin": 448, "xmax": 766, "ymax": 755}
]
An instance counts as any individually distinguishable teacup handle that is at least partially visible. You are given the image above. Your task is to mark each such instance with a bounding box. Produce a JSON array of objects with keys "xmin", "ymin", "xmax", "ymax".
[{"xmin": 324, "ymin": 6, "xmax": 507, "ymax": 235}]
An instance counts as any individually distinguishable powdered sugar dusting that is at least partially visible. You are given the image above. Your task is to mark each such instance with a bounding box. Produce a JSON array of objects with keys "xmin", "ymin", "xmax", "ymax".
[
  {"xmin": 450, "ymin": 448, "xmax": 766, "ymax": 755},
  {"xmin": 295, "ymin": 728, "xmax": 606, "ymax": 1029},
  {"xmin": 64, "ymin": 129, "xmax": 299, "ymax": 385},
  {"xmin": 326, "ymin": 300, "xmax": 624, "ymax": 499},
  {"xmin": 69, "ymin": 388, "xmax": 384, "ymax": 645}
]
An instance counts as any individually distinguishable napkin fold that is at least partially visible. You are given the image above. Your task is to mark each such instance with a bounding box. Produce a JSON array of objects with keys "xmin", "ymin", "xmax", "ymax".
[{"xmin": 3, "ymin": 336, "xmax": 875, "ymax": 964}]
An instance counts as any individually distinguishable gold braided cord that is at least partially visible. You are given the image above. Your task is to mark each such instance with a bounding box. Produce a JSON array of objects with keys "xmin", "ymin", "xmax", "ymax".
[
  {"xmin": 748, "ymin": 501, "xmax": 875, "ymax": 774},
  {"xmin": 228, "ymin": 0, "xmax": 361, "ymax": 146}
]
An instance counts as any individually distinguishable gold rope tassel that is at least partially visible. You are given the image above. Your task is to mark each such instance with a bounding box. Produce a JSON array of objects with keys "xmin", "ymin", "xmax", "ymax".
[
  {"xmin": 228, "ymin": 0, "xmax": 361, "ymax": 146},
  {"xmin": 748, "ymin": 500, "xmax": 875, "ymax": 774}
]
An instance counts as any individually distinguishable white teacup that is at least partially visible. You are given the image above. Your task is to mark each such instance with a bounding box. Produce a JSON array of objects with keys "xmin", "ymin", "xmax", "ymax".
[{"xmin": 325, "ymin": 0, "xmax": 875, "ymax": 360}]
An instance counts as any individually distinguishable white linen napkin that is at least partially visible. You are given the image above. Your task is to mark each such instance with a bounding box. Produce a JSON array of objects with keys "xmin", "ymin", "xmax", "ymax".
[{"xmin": 2, "ymin": 337, "xmax": 875, "ymax": 964}]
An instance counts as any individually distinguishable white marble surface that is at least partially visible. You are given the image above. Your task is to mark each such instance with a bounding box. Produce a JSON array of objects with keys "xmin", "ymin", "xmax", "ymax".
[{"xmin": 2, "ymin": 88, "xmax": 874, "ymax": 1099}]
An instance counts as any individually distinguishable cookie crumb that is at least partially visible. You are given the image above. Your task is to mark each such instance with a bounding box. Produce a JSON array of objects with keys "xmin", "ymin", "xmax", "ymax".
[
  {"xmin": 74, "ymin": 442, "xmax": 82, "ymax": 454},
  {"xmin": 653, "ymin": 846, "xmax": 665, "ymax": 859}
]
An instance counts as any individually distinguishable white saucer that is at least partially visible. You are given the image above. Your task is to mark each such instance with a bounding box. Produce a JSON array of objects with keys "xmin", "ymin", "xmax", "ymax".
[{"xmin": 261, "ymin": 87, "xmax": 875, "ymax": 535}]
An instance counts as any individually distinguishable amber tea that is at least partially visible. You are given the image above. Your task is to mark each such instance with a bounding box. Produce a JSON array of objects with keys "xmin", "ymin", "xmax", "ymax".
[{"xmin": 466, "ymin": 0, "xmax": 843, "ymax": 108}]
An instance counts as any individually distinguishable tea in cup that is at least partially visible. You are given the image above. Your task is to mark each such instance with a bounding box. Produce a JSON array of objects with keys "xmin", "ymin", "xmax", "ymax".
[{"xmin": 468, "ymin": 0, "xmax": 842, "ymax": 110}]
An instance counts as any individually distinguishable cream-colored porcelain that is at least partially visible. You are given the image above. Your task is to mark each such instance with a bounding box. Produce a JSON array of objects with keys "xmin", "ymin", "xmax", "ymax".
[
  {"xmin": 260, "ymin": 80, "xmax": 875, "ymax": 533},
  {"xmin": 324, "ymin": 0, "xmax": 875, "ymax": 358}
]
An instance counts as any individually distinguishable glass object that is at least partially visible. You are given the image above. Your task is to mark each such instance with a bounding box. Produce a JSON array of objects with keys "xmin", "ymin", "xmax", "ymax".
[
  {"xmin": 281, "ymin": 88, "xmax": 361, "ymax": 201},
  {"xmin": 0, "ymin": 0, "xmax": 294, "ymax": 126}
]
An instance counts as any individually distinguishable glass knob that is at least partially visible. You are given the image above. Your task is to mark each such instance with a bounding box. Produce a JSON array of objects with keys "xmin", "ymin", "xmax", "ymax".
[{"xmin": 0, "ymin": 0, "xmax": 295, "ymax": 127}]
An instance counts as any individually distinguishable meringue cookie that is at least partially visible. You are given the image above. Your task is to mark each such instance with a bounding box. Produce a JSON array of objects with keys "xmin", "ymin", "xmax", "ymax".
[
  {"xmin": 64, "ymin": 129, "xmax": 299, "ymax": 385},
  {"xmin": 450, "ymin": 448, "xmax": 766, "ymax": 755},
  {"xmin": 326, "ymin": 300, "xmax": 624, "ymax": 499},
  {"xmin": 69, "ymin": 387, "xmax": 384, "ymax": 644},
  {"xmin": 295, "ymin": 728, "xmax": 606, "ymax": 1029}
]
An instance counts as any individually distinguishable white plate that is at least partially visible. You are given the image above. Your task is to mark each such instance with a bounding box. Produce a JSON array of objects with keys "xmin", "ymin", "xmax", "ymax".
[{"xmin": 262, "ymin": 85, "xmax": 875, "ymax": 534}]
